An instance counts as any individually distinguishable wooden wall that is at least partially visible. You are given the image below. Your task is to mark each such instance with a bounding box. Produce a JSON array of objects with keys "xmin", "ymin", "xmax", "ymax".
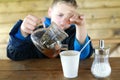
[{"xmin": 0, "ymin": 0, "xmax": 120, "ymax": 59}]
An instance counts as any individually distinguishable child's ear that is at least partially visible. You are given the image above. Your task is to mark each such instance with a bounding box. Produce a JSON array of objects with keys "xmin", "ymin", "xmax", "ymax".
[{"xmin": 48, "ymin": 7, "xmax": 52, "ymax": 17}]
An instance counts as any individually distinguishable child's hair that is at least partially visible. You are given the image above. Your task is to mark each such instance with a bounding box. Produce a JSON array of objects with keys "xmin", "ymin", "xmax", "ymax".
[{"xmin": 51, "ymin": 0, "xmax": 78, "ymax": 8}]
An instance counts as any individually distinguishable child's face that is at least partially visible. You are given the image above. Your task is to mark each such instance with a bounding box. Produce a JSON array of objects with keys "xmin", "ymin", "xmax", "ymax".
[{"xmin": 48, "ymin": 2, "xmax": 76, "ymax": 30}]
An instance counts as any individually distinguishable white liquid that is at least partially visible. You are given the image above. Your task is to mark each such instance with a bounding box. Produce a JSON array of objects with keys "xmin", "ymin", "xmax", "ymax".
[{"xmin": 91, "ymin": 63, "xmax": 111, "ymax": 78}]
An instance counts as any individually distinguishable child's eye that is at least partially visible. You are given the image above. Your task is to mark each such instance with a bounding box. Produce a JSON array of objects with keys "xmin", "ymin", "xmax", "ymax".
[{"xmin": 58, "ymin": 14, "xmax": 63, "ymax": 17}]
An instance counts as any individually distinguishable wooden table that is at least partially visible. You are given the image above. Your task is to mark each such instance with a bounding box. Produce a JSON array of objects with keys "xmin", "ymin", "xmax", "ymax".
[{"xmin": 0, "ymin": 58, "xmax": 120, "ymax": 80}]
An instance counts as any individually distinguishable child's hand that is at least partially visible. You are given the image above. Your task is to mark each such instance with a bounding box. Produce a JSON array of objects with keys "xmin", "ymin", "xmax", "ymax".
[
  {"xmin": 20, "ymin": 14, "xmax": 43, "ymax": 37},
  {"xmin": 69, "ymin": 13, "xmax": 87, "ymax": 44},
  {"xmin": 69, "ymin": 13, "xmax": 85, "ymax": 27}
]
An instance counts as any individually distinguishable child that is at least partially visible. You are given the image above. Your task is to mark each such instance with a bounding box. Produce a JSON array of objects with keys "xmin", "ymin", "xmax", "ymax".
[{"xmin": 7, "ymin": 0, "xmax": 93, "ymax": 61}]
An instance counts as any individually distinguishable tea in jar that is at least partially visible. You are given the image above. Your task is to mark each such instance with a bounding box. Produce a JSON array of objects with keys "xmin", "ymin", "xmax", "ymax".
[{"xmin": 31, "ymin": 22, "xmax": 68, "ymax": 58}]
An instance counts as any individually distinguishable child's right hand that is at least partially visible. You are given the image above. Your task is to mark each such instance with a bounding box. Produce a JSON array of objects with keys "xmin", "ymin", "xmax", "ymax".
[{"xmin": 20, "ymin": 14, "xmax": 42, "ymax": 37}]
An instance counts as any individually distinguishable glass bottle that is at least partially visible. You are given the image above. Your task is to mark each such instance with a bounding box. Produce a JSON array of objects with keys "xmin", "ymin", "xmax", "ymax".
[
  {"xmin": 31, "ymin": 22, "xmax": 68, "ymax": 58},
  {"xmin": 91, "ymin": 40, "xmax": 111, "ymax": 78}
]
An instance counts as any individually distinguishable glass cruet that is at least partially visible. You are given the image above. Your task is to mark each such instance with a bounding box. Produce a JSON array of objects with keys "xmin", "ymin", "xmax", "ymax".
[{"xmin": 91, "ymin": 40, "xmax": 111, "ymax": 78}]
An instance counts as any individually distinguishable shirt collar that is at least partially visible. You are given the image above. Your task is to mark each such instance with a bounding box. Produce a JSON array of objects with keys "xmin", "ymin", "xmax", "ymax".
[{"xmin": 44, "ymin": 17, "xmax": 51, "ymax": 28}]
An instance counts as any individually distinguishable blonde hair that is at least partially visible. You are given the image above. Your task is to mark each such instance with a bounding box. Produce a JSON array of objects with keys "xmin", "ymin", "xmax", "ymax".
[{"xmin": 51, "ymin": 0, "xmax": 78, "ymax": 8}]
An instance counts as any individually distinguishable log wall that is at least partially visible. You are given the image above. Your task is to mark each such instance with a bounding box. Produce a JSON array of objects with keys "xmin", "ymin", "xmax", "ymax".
[{"xmin": 0, "ymin": 0, "xmax": 120, "ymax": 59}]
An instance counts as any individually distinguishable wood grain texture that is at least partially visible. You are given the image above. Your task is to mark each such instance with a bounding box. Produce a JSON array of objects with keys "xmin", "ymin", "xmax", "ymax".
[{"xmin": 0, "ymin": 58, "xmax": 120, "ymax": 80}]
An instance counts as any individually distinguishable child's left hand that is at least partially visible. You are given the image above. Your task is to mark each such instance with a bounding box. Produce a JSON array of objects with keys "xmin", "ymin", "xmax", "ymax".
[
  {"xmin": 69, "ymin": 13, "xmax": 85, "ymax": 27},
  {"xmin": 68, "ymin": 12, "xmax": 87, "ymax": 44}
]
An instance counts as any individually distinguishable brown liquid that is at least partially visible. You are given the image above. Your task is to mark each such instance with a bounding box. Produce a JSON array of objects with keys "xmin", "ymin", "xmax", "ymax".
[
  {"xmin": 42, "ymin": 48, "xmax": 60, "ymax": 58},
  {"xmin": 32, "ymin": 30, "xmax": 61, "ymax": 58}
]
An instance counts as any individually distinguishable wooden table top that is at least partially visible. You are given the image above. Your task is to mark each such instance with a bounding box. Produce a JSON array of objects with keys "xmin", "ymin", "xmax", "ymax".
[{"xmin": 0, "ymin": 58, "xmax": 120, "ymax": 80}]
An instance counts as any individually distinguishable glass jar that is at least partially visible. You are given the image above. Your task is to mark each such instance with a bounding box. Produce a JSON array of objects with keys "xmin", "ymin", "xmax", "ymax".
[
  {"xmin": 91, "ymin": 40, "xmax": 111, "ymax": 78},
  {"xmin": 31, "ymin": 22, "xmax": 68, "ymax": 58}
]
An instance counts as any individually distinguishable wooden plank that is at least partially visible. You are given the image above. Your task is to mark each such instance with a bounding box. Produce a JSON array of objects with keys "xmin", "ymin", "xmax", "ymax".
[
  {"xmin": 0, "ymin": 44, "xmax": 7, "ymax": 49},
  {"xmin": 88, "ymin": 29, "xmax": 113, "ymax": 39},
  {"xmin": 0, "ymin": 24, "xmax": 13, "ymax": 34},
  {"xmin": 110, "ymin": 46, "xmax": 120, "ymax": 57},
  {"xmin": 88, "ymin": 29, "xmax": 120, "ymax": 39},
  {"xmin": 1, "ymin": 7, "xmax": 120, "ymax": 23},
  {"xmin": 0, "ymin": 44, "xmax": 8, "ymax": 59},
  {"xmin": 0, "ymin": 0, "xmax": 52, "ymax": 13},
  {"xmin": 0, "ymin": 0, "xmax": 120, "ymax": 13},
  {"xmin": 0, "ymin": 34, "xmax": 9, "ymax": 44},
  {"xmin": 0, "ymin": 51, "xmax": 8, "ymax": 59},
  {"xmin": 86, "ymin": 18, "xmax": 120, "ymax": 29},
  {"xmin": 0, "ymin": 11, "xmax": 47, "ymax": 24},
  {"xmin": 78, "ymin": 8, "xmax": 120, "ymax": 19},
  {"xmin": 92, "ymin": 39, "xmax": 120, "ymax": 44},
  {"xmin": 77, "ymin": 0, "xmax": 120, "ymax": 8},
  {"xmin": 0, "ymin": 0, "xmax": 40, "ymax": 2}
]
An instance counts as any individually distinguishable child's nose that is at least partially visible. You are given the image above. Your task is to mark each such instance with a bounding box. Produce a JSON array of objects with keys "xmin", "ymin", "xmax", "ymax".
[{"xmin": 62, "ymin": 17, "xmax": 70, "ymax": 25}]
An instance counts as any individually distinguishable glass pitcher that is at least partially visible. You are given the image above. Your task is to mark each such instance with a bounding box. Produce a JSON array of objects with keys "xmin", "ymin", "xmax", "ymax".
[
  {"xmin": 91, "ymin": 40, "xmax": 111, "ymax": 78},
  {"xmin": 31, "ymin": 22, "xmax": 68, "ymax": 58}
]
